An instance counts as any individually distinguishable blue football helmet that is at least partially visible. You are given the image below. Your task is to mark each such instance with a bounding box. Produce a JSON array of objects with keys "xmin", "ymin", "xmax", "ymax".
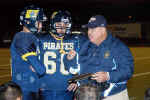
[
  {"xmin": 20, "ymin": 5, "xmax": 47, "ymax": 33},
  {"xmin": 50, "ymin": 10, "xmax": 72, "ymax": 37}
]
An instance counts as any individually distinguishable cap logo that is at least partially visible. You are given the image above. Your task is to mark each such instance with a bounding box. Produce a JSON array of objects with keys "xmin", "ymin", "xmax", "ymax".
[{"xmin": 89, "ymin": 17, "xmax": 96, "ymax": 23}]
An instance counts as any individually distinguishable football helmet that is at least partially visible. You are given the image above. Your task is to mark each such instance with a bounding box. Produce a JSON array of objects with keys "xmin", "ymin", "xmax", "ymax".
[
  {"xmin": 50, "ymin": 10, "xmax": 72, "ymax": 37},
  {"xmin": 20, "ymin": 5, "xmax": 47, "ymax": 33}
]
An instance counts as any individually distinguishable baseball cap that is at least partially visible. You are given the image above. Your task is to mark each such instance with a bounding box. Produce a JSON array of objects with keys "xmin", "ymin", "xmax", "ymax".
[{"xmin": 82, "ymin": 15, "xmax": 107, "ymax": 28}]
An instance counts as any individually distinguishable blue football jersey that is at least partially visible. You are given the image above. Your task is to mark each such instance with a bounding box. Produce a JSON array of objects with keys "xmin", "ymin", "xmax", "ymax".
[
  {"xmin": 37, "ymin": 33, "xmax": 85, "ymax": 91},
  {"xmin": 10, "ymin": 32, "xmax": 46, "ymax": 92}
]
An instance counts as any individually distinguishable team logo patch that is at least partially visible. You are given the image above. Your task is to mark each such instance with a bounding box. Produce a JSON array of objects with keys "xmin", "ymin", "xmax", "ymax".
[
  {"xmin": 104, "ymin": 51, "xmax": 110, "ymax": 59},
  {"xmin": 25, "ymin": 10, "xmax": 39, "ymax": 18}
]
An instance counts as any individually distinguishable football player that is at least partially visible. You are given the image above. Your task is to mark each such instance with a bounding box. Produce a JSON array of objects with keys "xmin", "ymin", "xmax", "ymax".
[
  {"xmin": 37, "ymin": 10, "xmax": 86, "ymax": 100},
  {"xmin": 10, "ymin": 5, "xmax": 47, "ymax": 100}
]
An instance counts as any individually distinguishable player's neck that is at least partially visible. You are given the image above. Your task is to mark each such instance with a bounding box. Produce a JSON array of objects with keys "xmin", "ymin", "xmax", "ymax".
[
  {"xmin": 50, "ymin": 32, "xmax": 64, "ymax": 40},
  {"xmin": 22, "ymin": 26, "xmax": 31, "ymax": 33}
]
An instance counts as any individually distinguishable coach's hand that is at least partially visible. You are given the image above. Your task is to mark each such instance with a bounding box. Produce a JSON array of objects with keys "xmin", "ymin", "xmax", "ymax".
[
  {"xmin": 91, "ymin": 71, "xmax": 109, "ymax": 83},
  {"xmin": 67, "ymin": 83, "xmax": 78, "ymax": 92}
]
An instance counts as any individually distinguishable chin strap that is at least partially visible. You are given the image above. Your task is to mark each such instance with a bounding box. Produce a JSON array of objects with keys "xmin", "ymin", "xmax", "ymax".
[{"xmin": 50, "ymin": 32, "xmax": 66, "ymax": 54}]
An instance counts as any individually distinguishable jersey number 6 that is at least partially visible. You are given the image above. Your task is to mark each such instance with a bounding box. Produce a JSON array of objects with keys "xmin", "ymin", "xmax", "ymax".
[{"xmin": 44, "ymin": 51, "xmax": 69, "ymax": 75}]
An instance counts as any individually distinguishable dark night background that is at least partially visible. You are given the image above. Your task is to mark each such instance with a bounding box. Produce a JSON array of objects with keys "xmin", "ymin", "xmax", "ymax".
[{"xmin": 0, "ymin": 0, "xmax": 150, "ymax": 47}]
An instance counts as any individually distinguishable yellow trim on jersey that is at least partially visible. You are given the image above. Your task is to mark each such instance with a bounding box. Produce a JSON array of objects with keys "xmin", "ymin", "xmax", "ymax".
[
  {"xmin": 22, "ymin": 52, "xmax": 37, "ymax": 61},
  {"xmin": 50, "ymin": 32, "xmax": 66, "ymax": 54},
  {"xmin": 59, "ymin": 39, "xmax": 66, "ymax": 54},
  {"xmin": 50, "ymin": 32, "xmax": 64, "ymax": 40}
]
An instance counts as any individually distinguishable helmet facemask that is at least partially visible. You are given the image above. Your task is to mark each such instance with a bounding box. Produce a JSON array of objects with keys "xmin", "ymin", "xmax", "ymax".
[{"xmin": 50, "ymin": 11, "xmax": 72, "ymax": 38}]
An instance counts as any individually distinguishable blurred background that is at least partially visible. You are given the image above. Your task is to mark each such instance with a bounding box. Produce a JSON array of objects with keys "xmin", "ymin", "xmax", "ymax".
[
  {"xmin": 0, "ymin": 0, "xmax": 150, "ymax": 47},
  {"xmin": 0, "ymin": 0, "xmax": 150, "ymax": 100}
]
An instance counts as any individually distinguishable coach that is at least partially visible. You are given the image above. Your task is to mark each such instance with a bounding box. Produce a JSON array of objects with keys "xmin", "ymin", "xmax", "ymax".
[{"xmin": 79, "ymin": 15, "xmax": 134, "ymax": 100}]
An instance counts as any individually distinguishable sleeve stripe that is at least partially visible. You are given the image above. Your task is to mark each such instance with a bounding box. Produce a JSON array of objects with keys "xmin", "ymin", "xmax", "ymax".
[
  {"xmin": 104, "ymin": 83, "xmax": 115, "ymax": 97},
  {"xmin": 22, "ymin": 52, "xmax": 37, "ymax": 61}
]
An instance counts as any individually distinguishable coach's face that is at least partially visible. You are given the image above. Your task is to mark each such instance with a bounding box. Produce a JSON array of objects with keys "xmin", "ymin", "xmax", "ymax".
[{"xmin": 88, "ymin": 27, "xmax": 107, "ymax": 46}]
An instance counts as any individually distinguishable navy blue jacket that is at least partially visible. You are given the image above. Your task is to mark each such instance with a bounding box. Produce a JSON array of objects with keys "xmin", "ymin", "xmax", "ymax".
[{"xmin": 65, "ymin": 32, "xmax": 134, "ymax": 97}]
